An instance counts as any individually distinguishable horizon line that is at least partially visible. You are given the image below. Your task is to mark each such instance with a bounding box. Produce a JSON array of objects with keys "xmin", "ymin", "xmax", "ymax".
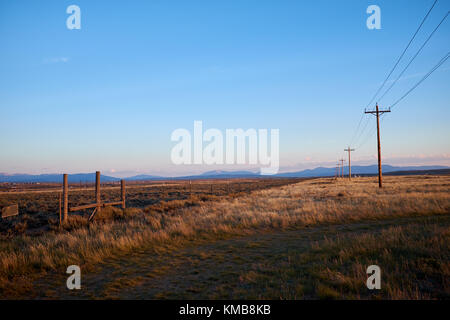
[{"xmin": 1, "ymin": 163, "xmax": 449, "ymax": 180}]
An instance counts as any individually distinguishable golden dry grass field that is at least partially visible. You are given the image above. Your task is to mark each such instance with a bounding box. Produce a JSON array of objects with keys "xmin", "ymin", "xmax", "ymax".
[{"xmin": 0, "ymin": 175, "xmax": 449, "ymax": 299}]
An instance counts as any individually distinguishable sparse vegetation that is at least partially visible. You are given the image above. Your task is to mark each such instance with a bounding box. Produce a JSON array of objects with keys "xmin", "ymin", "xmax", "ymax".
[
  {"xmin": 0, "ymin": 175, "xmax": 449, "ymax": 299},
  {"xmin": 0, "ymin": 178, "xmax": 303, "ymax": 237}
]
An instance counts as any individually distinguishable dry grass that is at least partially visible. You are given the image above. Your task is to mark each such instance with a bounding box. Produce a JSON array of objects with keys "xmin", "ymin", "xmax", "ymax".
[
  {"xmin": 232, "ymin": 215, "xmax": 448, "ymax": 300},
  {"xmin": 0, "ymin": 178, "xmax": 303, "ymax": 236},
  {"xmin": 0, "ymin": 175, "xmax": 449, "ymax": 299},
  {"xmin": 308, "ymin": 220, "xmax": 449, "ymax": 299}
]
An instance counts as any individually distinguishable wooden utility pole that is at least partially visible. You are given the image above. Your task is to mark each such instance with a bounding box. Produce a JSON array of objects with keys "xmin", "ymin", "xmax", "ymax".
[
  {"xmin": 365, "ymin": 104, "xmax": 391, "ymax": 188},
  {"xmin": 344, "ymin": 147, "xmax": 355, "ymax": 180},
  {"xmin": 336, "ymin": 162, "xmax": 341, "ymax": 178},
  {"xmin": 63, "ymin": 174, "xmax": 68, "ymax": 222},
  {"xmin": 339, "ymin": 158, "xmax": 345, "ymax": 178}
]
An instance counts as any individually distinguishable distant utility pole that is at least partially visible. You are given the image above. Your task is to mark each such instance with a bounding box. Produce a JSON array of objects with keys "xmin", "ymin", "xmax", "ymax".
[
  {"xmin": 336, "ymin": 162, "xmax": 341, "ymax": 178},
  {"xmin": 344, "ymin": 147, "xmax": 355, "ymax": 180},
  {"xmin": 365, "ymin": 104, "xmax": 391, "ymax": 188},
  {"xmin": 339, "ymin": 158, "xmax": 345, "ymax": 178}
]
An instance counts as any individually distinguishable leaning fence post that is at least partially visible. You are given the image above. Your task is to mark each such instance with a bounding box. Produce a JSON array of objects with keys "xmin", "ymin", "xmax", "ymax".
[
  {"xmin": 63, "ymin": 174, "xmax": 68, "ymax": 222},
  {"xmin": 121, "ymin": 179, "xmax": 126, "ymax": 209}
]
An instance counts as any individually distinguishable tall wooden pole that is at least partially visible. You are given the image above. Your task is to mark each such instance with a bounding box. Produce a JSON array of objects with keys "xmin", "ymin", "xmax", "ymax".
[
  {"xmin": 121, "ymin": 179, "xmax": 126, "ymax": 209},
  {"xmin": 365, "ymin": 104, "xmax": 391, "ymax": 188},
  {"xmin": 96, "ymin": 171, "xmax": 101, "ymax": 212},
  {"xmin": 344, "ymin": 147, "xmax": 355, "ymax": 180},
  {"xmin": 63, "ymin": 174, "xmax": 68, "ymax": 222},
  {"xmin": 376, "ymin": 105, "xmax": 382, "ymax": 187},
  {"xmin": 339, "ymin": 159, "xmax": 345, "ymax": 178}
]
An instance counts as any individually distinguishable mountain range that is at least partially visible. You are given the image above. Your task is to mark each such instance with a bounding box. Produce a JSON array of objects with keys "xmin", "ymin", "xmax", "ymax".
[
  {"xmin": 0, "ymin": 173, "xmax": 120, "ymax": 183},
  {"xmin": 0, "ymin": 165, "xmax": 448, "ymax": 183}
]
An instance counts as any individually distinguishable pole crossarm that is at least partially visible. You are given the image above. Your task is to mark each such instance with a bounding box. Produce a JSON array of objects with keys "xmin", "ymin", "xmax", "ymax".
[{"xmin": 364, "ymin": 108, "xmax": 391, "ymax": 115}]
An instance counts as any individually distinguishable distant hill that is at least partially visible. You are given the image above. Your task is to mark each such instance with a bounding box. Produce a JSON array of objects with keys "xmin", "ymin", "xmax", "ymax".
[
  {"xmin": 200, "ymin": 170, "xmax": 257, "ymax": 176},
  {"xmin": 144, "ymin": 165, "xmax": 449, "ymax": 180},
  {"xmin": 187, "ymin": 170, "xmax": 259, "ymax": 179},
  {"xmin": 125, "ymin": 174, "xmax": 165, "ymax": 181},
  {"xmin": 0, "ymin": 173, "xmax": 119, "ymax": 183},
  {"xmin": 276, "ymin": 165, "xmax": 449, "ymax": 178},
  {"xmin": 0, "ymin": 165, "xmax": 448, "ymax": 183},
  {"xmin": 385, "ymin": 168, "xmax": 450, "ymax": 176}
]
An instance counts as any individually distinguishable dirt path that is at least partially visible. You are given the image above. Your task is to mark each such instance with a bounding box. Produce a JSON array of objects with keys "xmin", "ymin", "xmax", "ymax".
[{"xmin": 31, "ymin": 215, "xmax": 444, "ymax": 299}]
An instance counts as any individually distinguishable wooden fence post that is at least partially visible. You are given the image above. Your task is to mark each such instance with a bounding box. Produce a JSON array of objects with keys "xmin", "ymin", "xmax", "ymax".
[
  {"xmin": 59, "ymin": 192, "xmax": 62, "ymax": 226},
  {"xmin": 96, "ymin": 171, "xmax": 101, "ymax": 213},
  {"xmin": 63, "ymin": 174, "xmax": 68, "ymax": 222},
  {"xmin": 121, "ymin": 179, "xmax": 126, "ymax": 209}
]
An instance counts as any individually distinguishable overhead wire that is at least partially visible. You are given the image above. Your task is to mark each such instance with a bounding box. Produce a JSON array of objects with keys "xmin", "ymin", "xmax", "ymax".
[
  {"xmin": 346, "ymin": 0, "xmax": 439, "ymax": 151},
  {"xmin": 377, "ymin": 11, "xmax": 449, "ymax": 103}
]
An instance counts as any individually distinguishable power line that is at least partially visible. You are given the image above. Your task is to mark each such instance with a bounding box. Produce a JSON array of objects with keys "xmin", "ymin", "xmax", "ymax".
[
  {"xmin": 341, "ymin": 1, "xmax": 443, "ymax": 178},
  {"xmin": 390, "ymin": 51, "xmax": 450, "ymax": 108},
  {"xmin": 356, "ymin": 123, "xmax": 376, "ymax": 150},
  {"xmin": 356, "ymin": 51, "xmax": 448, "ymax": 150},
  {"xmin": 365, "ymin": 0, "xmax": 438, "ymax": 108},
  {"xmin": 378, "ymin": 11, "xmax": 449, "ymax": 103},
  {"xmin": 355, "ymin": 114, "xmax": 387, "ymax": 150},
  {"xmin": 349, "ymin": 112, "xmax": 365, "ymax": 147},
  {"xmin": 346, "ymin": 0, "xmax": 438, "ymax": 150},
  {"xmin": 353, "ymin": 116, "xmax": 371, "ymax": 148}
]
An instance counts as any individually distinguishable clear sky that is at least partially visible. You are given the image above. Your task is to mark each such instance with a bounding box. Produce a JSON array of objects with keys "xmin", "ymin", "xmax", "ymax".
[{"xmin": 0, "ymin": 0, "xmax": 449, "ymax": 177}]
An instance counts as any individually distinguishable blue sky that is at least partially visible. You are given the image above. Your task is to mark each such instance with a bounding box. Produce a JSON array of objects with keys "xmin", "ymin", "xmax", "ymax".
[{"xmin": 0, "ymin": 0, "xmax": 449, "ymax": 177}]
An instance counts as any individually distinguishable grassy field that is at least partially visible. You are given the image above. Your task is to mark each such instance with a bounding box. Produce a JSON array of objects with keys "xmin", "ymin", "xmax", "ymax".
[
  {"xmin": 0, "ymin": 175, "xmax": 449, "ymax": 299},
  {"xmin": 0, "ymin": 178, "xmax": 302, "ymax": 236}
]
